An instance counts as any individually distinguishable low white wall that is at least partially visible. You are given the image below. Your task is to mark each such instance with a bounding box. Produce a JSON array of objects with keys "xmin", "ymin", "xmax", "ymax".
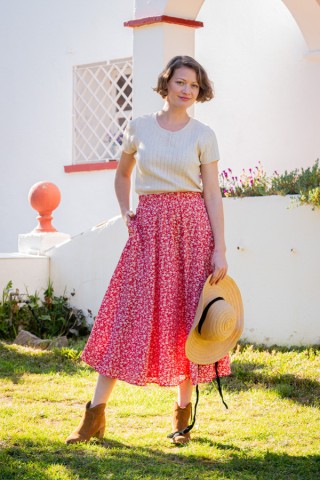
[
  {"xmin": 2, "ymin": 197, "xmax": 318, "ymax": 346},
  {"xmin": 223, "ymin": 196, "xmax": 320, "ymax": 346},
  {"xmin": 49, "ymin": 216, "xmax": 128, "ymax": 318},
  {"xmin": 0, "ymin": 254, "xmax": 49, "ymax": 295},
  {"xmin": 48, "ymin": 196, "xmax": 320, "ymax": 346}
]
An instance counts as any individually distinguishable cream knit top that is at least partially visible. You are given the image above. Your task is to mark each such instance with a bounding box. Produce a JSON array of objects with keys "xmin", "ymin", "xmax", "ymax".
[{"xmin": 122, "ymin": 113, "xmax": 220, "ymax": 195}]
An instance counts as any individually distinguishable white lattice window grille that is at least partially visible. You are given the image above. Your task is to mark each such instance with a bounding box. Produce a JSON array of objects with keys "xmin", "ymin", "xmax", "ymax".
[{"xmin": 73, "ymin": 57, "xmax": 133, "ymax": 164}]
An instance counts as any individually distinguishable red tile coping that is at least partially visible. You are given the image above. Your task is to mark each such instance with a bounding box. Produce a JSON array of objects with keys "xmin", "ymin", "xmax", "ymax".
[
  {"xmin": 64, "ymin": 161, "xmax": 118, "ymax": 173},
  {"xmin": 124, "ymin": 15, "xmax": 204, "ymax": 29}
]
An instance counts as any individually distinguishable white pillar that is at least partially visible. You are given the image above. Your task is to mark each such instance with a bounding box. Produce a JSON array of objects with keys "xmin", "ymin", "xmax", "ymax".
[
  {"xmin": 124, "ymin": 0, "xmax": 205, "ymax": 208},
  {"xmin": 125, "ymin": 0, "xmax": 205, "ymax": 117}
]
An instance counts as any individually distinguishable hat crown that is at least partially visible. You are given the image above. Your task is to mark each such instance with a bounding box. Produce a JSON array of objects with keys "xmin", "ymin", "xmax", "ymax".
[
  {"xmin": 199, "ymin": 300, "xmax": 237, "ymax": 342},
  {"xmin": 185, "ymin": 275, "xmax": 244, "ymax": 366}
]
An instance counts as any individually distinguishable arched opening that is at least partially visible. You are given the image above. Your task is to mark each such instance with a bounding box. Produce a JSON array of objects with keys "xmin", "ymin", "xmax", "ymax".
[{"xmin": 282, "ymin": 0, "xmax": 320, "ymax": 57}]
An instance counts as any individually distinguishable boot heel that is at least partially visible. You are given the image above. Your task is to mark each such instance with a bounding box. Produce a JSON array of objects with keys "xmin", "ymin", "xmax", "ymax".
[{"xmin": 94, "ymin": 426, "xmax": 105, "ymax": 439}]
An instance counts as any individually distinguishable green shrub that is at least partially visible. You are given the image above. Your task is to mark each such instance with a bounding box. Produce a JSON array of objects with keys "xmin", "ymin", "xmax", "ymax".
[
  {"xmin": 220, "ymin": 159, "xmax": 320, "ymax": 209},
  {"xmin": 0, "ymin": 280, "xmax": 91, "ymax": 340},
  {"xmin": 270, "ymin": 168, "xmax": 300, "ymax": 195},
  {"xmin": 299, "ymin": 186, "xmax": 320, "ymax": 210}
]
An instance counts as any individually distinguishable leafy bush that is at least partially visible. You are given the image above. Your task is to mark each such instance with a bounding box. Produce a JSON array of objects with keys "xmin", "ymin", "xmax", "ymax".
[
  {"xmin": 299, "ymin": 187, "xmax": 320, "ymax": 210},
  {"xmin": 220, "ymin": 159, "xmax": 320, "ymax": 209},
  {"xmin": 0, "ymin": 280, "xmax": 91, "ymax": 340}
]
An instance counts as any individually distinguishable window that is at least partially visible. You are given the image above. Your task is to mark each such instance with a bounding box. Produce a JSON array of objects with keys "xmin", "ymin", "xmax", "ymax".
[{"xmin": 73, "ymin": 57, "xmax": 133, "ymax": 164}]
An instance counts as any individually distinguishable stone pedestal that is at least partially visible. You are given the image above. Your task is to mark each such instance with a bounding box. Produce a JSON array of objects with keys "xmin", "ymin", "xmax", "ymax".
[{"xmin": 18, "ymin": 232, "xmax": 70, "ymax": 255}]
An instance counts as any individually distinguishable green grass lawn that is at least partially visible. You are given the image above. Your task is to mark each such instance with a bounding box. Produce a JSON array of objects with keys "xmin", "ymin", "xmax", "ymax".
[{"xmin": 0, "ymin": 340, "xmax": 319, "ymax": 480}]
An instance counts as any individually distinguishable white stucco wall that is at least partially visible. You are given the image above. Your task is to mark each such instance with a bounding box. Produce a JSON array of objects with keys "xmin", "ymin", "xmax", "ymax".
[
  {"xmin": 195, "ymin": 0, "xmax": 320, "ymax": 176},
  {"xmin": 49, "ymin": 216, "xmax": 128, "ymax": 318},
  {"xmin": 0, "ymin": 254, "xmax": 49, "ymax": 294},
  {"xmin": 223, "ymin": 196, "xmax": 320, "ymax": 346},
  {"xmin": 0, "ymin": 0, "xmax": 133, "ymax": 253},
  {"xmin": 1, "ymin": 0, "xmax": 320, "ymax": 256}
]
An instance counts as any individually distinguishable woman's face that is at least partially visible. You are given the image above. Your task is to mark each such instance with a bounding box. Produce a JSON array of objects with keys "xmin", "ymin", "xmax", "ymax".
[{"xmin": 166, "ymin": 67, "xmax": 200, "ymax": 109}]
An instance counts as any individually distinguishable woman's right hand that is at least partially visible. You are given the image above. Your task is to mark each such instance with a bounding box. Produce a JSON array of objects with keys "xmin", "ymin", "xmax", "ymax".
[{"xmin": 122, "ymin": 210, "xmax": 135, "ymax": 227}]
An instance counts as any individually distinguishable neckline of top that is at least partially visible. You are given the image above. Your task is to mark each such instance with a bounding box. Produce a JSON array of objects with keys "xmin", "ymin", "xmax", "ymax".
[{"xmin": 153, "ymin": 112, "xmax": 193, "ymax": 133}]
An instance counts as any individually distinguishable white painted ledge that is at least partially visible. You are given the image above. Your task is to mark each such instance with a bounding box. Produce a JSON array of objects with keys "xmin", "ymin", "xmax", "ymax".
[
  {"xmin": 18, "ymin": 232, "xmax": 70, "ymax": 255},
  {"xmin": 0, "ymin": 254, "xmax": 49, "ymax": 294}
]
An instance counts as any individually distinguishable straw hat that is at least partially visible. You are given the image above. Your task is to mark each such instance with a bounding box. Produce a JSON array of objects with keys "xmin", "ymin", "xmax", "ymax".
[{"xmin": 185, "ymin": 275, "xmax": 244, "ymax": 365}]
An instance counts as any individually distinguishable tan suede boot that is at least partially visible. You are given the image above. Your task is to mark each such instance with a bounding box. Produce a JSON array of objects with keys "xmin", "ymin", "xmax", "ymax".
[
  {"xmin": 170, "ymin": 402, "xmax": 192, "ymax": 445},
  {"xmin": 65, "ymin": 401, "xmax": 106, "ymax": 444}
]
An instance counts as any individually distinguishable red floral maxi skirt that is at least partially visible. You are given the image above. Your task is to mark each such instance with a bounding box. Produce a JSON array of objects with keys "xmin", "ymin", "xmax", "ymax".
[{"xmin": 81, "ymin": 192, "xmax": 231, "ymax": 386}]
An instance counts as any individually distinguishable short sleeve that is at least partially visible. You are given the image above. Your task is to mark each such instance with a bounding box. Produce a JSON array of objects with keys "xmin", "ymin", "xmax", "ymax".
[
  {"xmin": 121, "ymin": 120, "xmax": 137, "ymax": 154},
  {"xmin": 199, "ymin": 127, "xmax": 220, "ymax": 164}
]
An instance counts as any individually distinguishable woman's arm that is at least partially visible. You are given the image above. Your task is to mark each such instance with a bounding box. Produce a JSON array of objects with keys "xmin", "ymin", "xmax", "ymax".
[
  {"xmin": 201, "ymin": 161, "xmax": 228, "ymax": 284},
  {"xmin": 114, "ymin": 151, "xmax": 136, "ymax": 226}
]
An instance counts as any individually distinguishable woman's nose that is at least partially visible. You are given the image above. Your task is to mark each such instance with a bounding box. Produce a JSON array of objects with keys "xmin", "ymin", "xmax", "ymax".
[{"xmin": 182, "ymin": 84, "xmax": 191, "ymax": 94}]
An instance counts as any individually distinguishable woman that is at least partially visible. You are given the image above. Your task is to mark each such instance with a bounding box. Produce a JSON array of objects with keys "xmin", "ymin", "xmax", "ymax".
[{"xmin": 66, "ymin": 55, "xmax": 230, "ymax": 445}]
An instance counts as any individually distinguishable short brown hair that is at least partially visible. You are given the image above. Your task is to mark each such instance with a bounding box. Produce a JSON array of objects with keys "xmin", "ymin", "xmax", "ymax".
[{"xmin": 154, "ymin": 55, "xmax": 214, "ymax": 103}]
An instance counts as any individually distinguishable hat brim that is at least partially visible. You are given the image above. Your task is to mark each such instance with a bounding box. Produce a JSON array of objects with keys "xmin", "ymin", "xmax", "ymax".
[{"xmin": 185, "ymin": 275, "xmax": 244, "ymax": 365}]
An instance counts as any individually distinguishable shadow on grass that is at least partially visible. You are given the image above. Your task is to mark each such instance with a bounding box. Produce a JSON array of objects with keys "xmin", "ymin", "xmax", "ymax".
[
  {"xmin": 205, "ymin": 359, "xmax": 320, "ymax": 408},
  {"xmin": 1, "ymin": 438, "xmax": 319, "ymax": 480},
  {"xmin": 2, "ymin": 340, "xmax": 319, "ymax": 407},
  {"xmin": 0, "ymin": 341, "xmax": 88, "ymax": 383}
]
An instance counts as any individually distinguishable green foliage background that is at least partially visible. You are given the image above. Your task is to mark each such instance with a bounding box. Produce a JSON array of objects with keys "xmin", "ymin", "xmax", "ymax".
[
  {"xmin": 0, "ymin": 281, "xmax": 90, "ymax": 340},
  {"xmin": 220, "ymin": 159, "xmax": 320, "ymax": 209}
]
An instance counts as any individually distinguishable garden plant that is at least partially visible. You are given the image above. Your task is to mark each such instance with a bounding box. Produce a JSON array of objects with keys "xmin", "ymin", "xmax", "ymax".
[
  {"xmin": 0, "ymin": 281, "xmax": 90, "ymax": 341},
  {"xmin": 220, "ymin": 159, "xmax": 320, "ymax": 209}
]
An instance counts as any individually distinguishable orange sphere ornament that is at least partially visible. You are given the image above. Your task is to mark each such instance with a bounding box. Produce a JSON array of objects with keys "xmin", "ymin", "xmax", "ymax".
[{"xmin": 28, "ymin": 181, "xmax": 61, "ymax": 232}]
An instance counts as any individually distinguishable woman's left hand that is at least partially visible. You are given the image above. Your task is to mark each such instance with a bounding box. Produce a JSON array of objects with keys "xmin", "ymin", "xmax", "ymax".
[{"xmin": 210, "ymin": 250, "xmax": 228, "ymax": 285}]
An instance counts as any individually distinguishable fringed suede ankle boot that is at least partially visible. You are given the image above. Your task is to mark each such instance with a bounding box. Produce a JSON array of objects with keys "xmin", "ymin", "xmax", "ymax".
[{"xmin": 65, "ymin": 401, "xmax": 106, "ymax": 444}]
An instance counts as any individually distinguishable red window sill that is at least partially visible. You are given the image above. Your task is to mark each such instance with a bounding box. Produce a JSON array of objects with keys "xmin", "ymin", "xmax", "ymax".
[{"xmin": 64, "ymin": 161, "xmax": 119, "ymax": 173}]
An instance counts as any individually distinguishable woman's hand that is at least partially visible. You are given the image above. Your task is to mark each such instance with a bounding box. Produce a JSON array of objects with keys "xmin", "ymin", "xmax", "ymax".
[
  {"xmin": 210, "ymin": 250, "xmax": 228, "ymax": 285},
  {"xmin": 122, "ymin": 210, "xmax": 135, "ymax": 227},
  {"xmin": 122, "ymin": 210, "xmax": 136, "ymax": 227}
]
